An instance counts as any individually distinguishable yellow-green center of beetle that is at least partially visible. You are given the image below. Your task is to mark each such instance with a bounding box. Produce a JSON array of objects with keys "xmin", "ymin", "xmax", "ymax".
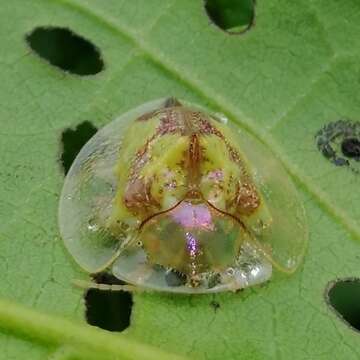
[{"xmin": 59, "ymin": 98, "xmax": 307, "ymax": 293}]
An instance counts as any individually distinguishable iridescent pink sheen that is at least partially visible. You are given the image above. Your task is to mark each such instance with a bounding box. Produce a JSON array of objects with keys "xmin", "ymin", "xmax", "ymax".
[
  {"xmin": 171, "ymin": 202, "xmax": 214, "ymax": 230},
  {"xmin": 185, "ymin": 232, "xmax": 197, "ymax": 257},
  {"xmin": 207, "ymin": 169, "xmax": 223, "ymax": 181}
]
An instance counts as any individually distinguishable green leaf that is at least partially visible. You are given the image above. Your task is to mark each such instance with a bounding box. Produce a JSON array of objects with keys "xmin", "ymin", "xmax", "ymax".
[{"xmin": 0, "ymin": 0, "xmax": 359, "ymax": 359}]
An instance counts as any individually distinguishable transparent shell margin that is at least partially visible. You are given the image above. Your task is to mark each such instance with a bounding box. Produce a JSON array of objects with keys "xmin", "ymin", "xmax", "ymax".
[{"xmin": 58, "ymin": 98, "xmax": 308, "ymax": 293}]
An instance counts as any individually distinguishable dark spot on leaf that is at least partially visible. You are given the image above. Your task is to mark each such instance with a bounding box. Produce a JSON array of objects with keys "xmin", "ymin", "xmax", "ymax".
[
  {"xmin": 85, "ymin": 273, "xmax": 133, "ymax": 332},
  {"xmin": 341, "ymin": 138, "xmax": 360, "ymax": 159},
  {"xmin": 326, "ymin": 278, "xmax": 360, "ymax": 332},
  {"xmin": 334, "ymin": 157, "xmax": 349, "ymax": 167},
  {"xmin": 315, "ymin": 119, "xmax": 360, "ymax": 173},
  {"xmin": 210, "ymin": 300, "xmax": 220, "ymax": 312},
  {"xmin": 60, "ymin": 121, "xmax": 98, "ymax": 175},
  {"xmin": 26, "ymin": 26, "xmax": 104, "ymax": 75},
  {"xmin": 165, "ymin": 269, "xmax": 187, "ymax": 287},
  {"xmin": 204, "ymin": 0, "xmax": 255, "ymax": 34}
]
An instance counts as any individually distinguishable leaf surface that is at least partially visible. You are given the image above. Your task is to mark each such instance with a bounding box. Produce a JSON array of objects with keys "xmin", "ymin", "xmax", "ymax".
[{"xmin": 0, "ymin": 1, "xmax": 359, "ymax": 359}]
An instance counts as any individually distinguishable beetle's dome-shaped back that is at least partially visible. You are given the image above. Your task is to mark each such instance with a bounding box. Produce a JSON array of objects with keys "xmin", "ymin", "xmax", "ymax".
[{"xmin": 59, "ymin": 98, "xmax": 307, "ymax": 293}]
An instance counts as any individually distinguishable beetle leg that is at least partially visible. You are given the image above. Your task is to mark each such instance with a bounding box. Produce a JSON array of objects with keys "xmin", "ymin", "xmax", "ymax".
[{"xmin": 72, "ymin": 279, "xmax": 143, "ymax": 293}]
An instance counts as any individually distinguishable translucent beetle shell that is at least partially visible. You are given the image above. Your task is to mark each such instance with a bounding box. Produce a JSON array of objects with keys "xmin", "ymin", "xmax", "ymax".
[{"xmin": 59, "ymin": 98, "xmax": 308, "ymax": 293}]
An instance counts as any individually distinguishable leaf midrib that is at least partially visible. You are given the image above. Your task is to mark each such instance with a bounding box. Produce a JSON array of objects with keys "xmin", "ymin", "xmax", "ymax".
[{"xmin": 0, "ymin": 297, "xmax": 187, "ymax": 360}]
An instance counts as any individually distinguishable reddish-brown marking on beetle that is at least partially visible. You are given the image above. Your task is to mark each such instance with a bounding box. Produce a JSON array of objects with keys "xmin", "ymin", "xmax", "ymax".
[
  {"xmin": 129, "ymin": 109, "xmax": 180, "ymax": 184},
  {"xmin": 125, "ymin": 107, "xmax": 260, "ymax": 218},
  {"xmin": 235, "ymin": 182, "xmax": 260, "ymax": 215},
  {"xmin": 188, "ymin": 133, "xmax": 202, "ymax": 186},
  {"xmin": 124, "ymin": 178, "xmax": 160, "ymax": 215},
  {"xmin": 125, "ymin": 109, "xmax": 180, "ymax": 216},
  {"xmin": 197, "ymin": 115, "xmax": 260, "ymax": 215}
]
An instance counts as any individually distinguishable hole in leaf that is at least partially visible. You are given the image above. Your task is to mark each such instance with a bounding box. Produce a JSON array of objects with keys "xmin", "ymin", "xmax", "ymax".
[
  {"xmin": 85, "ymin": 273, "xmax": 133, "ymax": 332},
  {"xmin": 326, "ymin": 278, "xmax": 360, "ymax": 332},
  {"xmin": 204, "ymin": 0, "xmax": 255, "ymax": 34},
  {"xmin": 26, "ymin": 26, "xmax": 104, "ymax": 75},
  {"xmin": 60, "ymin": 121, "xmax": 98, "ymax": 175},
  {"xmin": 315, "ymin": 119, "xmax": 360, "ymax": 173}
]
